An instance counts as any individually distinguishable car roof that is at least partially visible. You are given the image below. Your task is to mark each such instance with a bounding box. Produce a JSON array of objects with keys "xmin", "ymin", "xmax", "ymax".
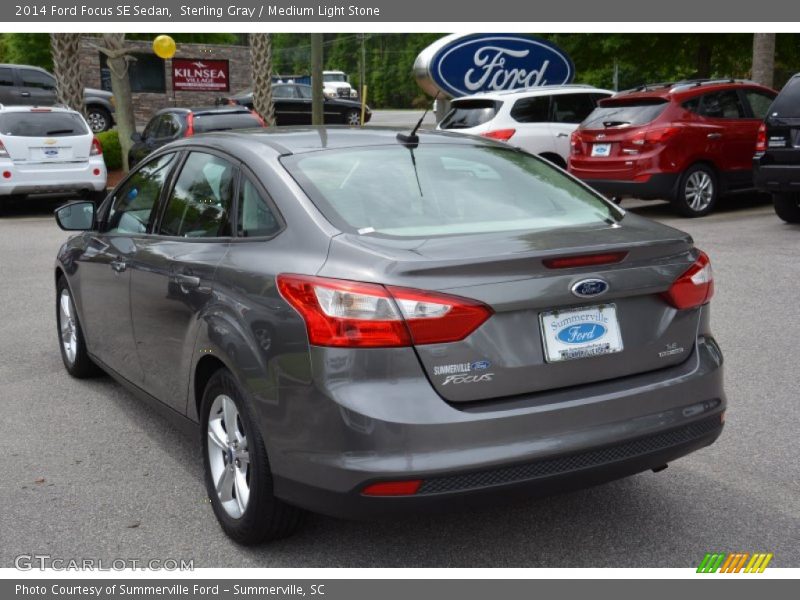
[
  {"xmin": 610, "ymin": 78, "xmax": 775, "ymax": 102},
  {"xmin": 0, "ymin": 104, "xmax": 80, "ymax": 115},
  {"xmin": 155, "ymin": 106, "xmax": 252, "ymax": 116},
  {"xmin": 0, "ymin": 63, "xmax": 49, "ymax": 72},
  {"xmin": 454, "ymin": 85, "xmax": 613, "ymax": 102}
]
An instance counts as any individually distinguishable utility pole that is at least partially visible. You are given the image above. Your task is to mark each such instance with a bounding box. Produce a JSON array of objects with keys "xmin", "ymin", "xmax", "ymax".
[
  {"xmin": 360, "ymin": 33, "xmax": 366, "ymax": 94},
  {"xmin": 311, "ymin": 33, "xmax": 324, "ymax": 126}
]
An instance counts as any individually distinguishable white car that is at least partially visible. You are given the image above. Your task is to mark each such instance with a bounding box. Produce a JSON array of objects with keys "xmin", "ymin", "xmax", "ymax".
[
  {"xmin": 0, "ymin": 105, "xmax": 107, "ymax": 204},
  {"xmin": 437, "ymin": 85, "xmax": 613, "ymax": 168}
]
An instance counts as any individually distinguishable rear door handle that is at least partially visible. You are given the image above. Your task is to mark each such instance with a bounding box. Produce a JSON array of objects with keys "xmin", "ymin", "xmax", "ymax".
[
  {"xmin": 557, "ymin": 132, "xmax": 570, "ymax": 138},
  {"xmin": 172, "ymin": 274, "xmax": 201, "ymax": 289},
  {"xmin": 707, "ymin": 133, "xmax": 722, "ymax": 139},
  {"xmin": 110, "ymin": 260, "xmax": 127, "ymax": 273},
  {"xmin": 20, "ymin": 91, "xmax": 31, "ymax": 97}
]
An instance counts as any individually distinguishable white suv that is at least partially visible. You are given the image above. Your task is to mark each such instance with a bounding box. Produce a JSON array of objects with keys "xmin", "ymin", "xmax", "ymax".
[
  {"xmin": 0, "ymin": 105, "xmax": 107, "ymax": 204},
  {"xmin": 437, "ymin": 85, "xmax": 613, "ymax": 168}
]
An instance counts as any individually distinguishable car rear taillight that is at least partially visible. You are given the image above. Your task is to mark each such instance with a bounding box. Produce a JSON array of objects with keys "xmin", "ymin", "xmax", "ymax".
[
  {"xmin": 362, "ymin": 480, "xmax": 422, "ymax": 496},
  {"xmin": 251, "ymin": 110, "xmax": 267, "ymax": 127},
  {"xmin": 480, "ymin": 128, "xmax": 516, "ymax": 142},
  {"xmin": 0, "ymin": 141, "xmax": 9, "ymax": 159},
  {"xmin": 630, "ymin": 126, "xmax": 681, "ymax": 147},
  {"xmin": 543, "ymin": 251, "xmax": 628, "ymax": 269},
  {"xmin": 276, "ymin": 274, "xmax": 493, "ymax": 348},
  {"xmin": 755, "ymin": 122, "xmax": 767, "ymax": 154},
  {"xmin": 185, "ymin": 113, "xmax": 195, "ymax": 137},
  {"xmin": 90, "ymin": 137, "xmax": 102, "ymax": 156},
  {"xmin": 663, "ymin": 251, "xmax": 714, "ymax": 310},
  {"xmin": 570, "ymin": 130, "xmax": 583, "ymax": 155}
]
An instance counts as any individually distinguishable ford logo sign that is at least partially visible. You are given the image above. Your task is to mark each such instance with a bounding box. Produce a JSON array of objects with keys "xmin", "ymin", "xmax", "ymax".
[
  {"xmin": 557, "ymin": 323, "xmax": 607, "ymax": 344},
  {"xmin": 571, "ymin": 279, "xmax": 609, "ymax": 298},
  {"xmin": 414, "ymin": 33, "xmax": 575, "ymax": 98}
]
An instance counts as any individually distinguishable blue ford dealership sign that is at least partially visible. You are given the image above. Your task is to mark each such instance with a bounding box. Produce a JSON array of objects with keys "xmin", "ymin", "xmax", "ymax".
[{"xmin": 414, "ymin": 33, "xmax": 575, "ymax": 98}]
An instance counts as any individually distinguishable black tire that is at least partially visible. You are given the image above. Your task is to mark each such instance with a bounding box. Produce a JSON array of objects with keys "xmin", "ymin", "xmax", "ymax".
[
  {"xmin": 200, "ymin": 368, "xmax": 304, "ymax": 545},
  {"xmin": 86, "ymin": 106, "xmax": 112, "ymax": 133},
  {"xmin": 56, "ymin": 277, "xmax": 102, "ymax": 378},
  {"xmin": 671, "ymin": 164, "xmax": 719, "ymax": 217},
  {"xmin": 773, "ymin": 192, "xmax": 800, "ymax": 223},
  {"xmin": 344, "ymin": 109, "xmax": 361, "ymax": 126}
]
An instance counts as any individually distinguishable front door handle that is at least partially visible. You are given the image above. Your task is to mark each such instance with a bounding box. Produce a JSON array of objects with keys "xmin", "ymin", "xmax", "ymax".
[
  {"xmin": 110, "ymin": 260, "xmax": 127, "ymax": 273},
  {"xmin": 172, "ymin": 274, "xmax": 201, "ymax": 289},
  {"xmin": 707, "ymin": 133, "xmax": 722, "ymax": 139}
]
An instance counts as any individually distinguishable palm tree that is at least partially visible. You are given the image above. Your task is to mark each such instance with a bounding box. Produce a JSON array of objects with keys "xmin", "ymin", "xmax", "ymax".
[
  {"xmin": 49, "ymin": 34, "xmax": 84, "ymax": 116},
  {"xmin": 96, "ymin": 33, "xmax": 137, "ymax": 171},
  {"xmin": 752, "ymin": 33, "xmax": 776, "ymax": 88},
  {"xmin": 249, "ymin": 33, "xmax": 275, "ymax": 125}
]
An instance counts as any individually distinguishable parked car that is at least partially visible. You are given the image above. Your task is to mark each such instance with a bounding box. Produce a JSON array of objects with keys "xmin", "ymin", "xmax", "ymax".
[
  {"xmin": 53, "ymin": 127, "xmax": 724, "ymax": 545},
  {"xmin": 753, "ymin": 73, "xmax": 800, "ymax": 223},
  {"xmin": 128, "ymin": 106, "xmax": 266, "ymax": 167},
  {"xmin": 568, "ymin": 79, "xmax": 777, "ymax": 217},
  {"xmin": 0, "ymin": 105, "xmax": 106, "ymax": 205},
  {"xmin": 437, "ymin": 85, "xmax": 613, "ymax": 168},
  {"xmin": 219, "ymin": 83, "xmax": 371, "ymax": 126},
  {"xmin": 0, "ymin": 64, "xmax": 116, "ymax": 133},
  {"xmin": 323, "ymin": 70, "xmax": 358, "ymax": 99}
]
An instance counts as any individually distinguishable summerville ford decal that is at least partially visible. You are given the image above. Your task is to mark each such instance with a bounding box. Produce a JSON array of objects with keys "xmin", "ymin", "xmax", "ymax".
[{"xmin": 414, "ymin": 33, "xmax": 575, "ymax": 98}]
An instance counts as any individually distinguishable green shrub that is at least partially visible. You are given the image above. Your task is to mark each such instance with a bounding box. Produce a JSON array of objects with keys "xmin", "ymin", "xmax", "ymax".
[{"xmin": 95, "ymin": 130, "xmax": 122, "ymax": 171}]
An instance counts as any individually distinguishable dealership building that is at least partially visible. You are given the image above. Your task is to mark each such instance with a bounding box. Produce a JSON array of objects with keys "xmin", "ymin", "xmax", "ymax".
[{"xmin": 79, "ymin": 37, "xmax": 253, "ymax": 123}]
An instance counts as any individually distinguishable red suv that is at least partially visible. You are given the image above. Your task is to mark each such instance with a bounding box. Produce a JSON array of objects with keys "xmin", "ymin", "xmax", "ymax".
[{"xmin": 568, "ymin": 79, "xmax": 776, "ymax": 216}]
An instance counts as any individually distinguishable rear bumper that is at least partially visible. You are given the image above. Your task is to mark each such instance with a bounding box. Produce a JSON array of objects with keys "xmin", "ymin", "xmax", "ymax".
[
  {"xmin": 578, "ymin": 173, "xmax": 679, "ymax": 200},
  {"xmin": 753, "ymin": 157, "xmax": 800, "ymax": 192},
  {"xmin": 0, "ymin": 159, "xmax": 107, "ymax": 196}
]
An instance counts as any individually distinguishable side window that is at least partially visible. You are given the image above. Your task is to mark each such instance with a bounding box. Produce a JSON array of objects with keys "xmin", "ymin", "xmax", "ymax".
[
  {"xmin": 20, "ymin": 69, "xmax": 55, "ymax": 90},
  {"xmin": 0, "ymin": 68, "xmax": 14, "ymax": 87},
  {"xmin": 159, "ymin": 152, "xmax": 236, "ymax": 238},
  {"xmin": 272, "ymin": 85, "xmax": 296, "ymax": 99},
  {"xmin": 106, "ymin": 153, "xmax": 176, "ymax": 234},
  {"xmin": 744, "ymin": 89, "xmax": 776, "ymax": 120},
  {"xmin": 683, "ymin": 96, "xmax": 702, "ymax": 114},
  {"xmin": 699, "ymin": 91, "xmax": 746, "ymax": 119},
  {"xmin": 142, "ymin": 116, "xmax": 161, "ymax": 139},
  {"xmin": 237, "ymin": 178, "xmax": 281, "ymax": 238},
  {"xmin": 509, "ymin": 96, "xmax": 550, "ymax": 123},
  {"xmin": 297, "ymin": 85, "xmax": 312, "ymax": 99},
  {"xmin": 551, "ymin": 93, "xmax": 596, "ymax": 124},
  {"xmin": 157, "ymin": 114, "xmax": 181, "ymax": 139}
]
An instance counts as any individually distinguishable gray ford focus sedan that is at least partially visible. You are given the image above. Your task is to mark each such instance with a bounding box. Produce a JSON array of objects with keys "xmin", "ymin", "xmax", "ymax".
[{"xmin": 53, "ymin": 127, "xmax": 725, "ymax": 544}]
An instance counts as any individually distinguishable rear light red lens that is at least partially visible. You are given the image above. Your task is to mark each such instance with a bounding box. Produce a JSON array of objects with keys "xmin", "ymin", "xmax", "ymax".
[
  {"xmin": 276, "ymin": 274, "xmax": 492, "ymax": 348},
  {"xmin": 185, "ymin": 113, "xmax": 195, "ymax": 137},
  {"xmin": 93, "ymin": 168, "xmax": 101, "ymax": 176},
  {"xmin": 630, "ymin": 126, "xmax": 681, "ymax": 147},
  {"xmin": 362, "ymin": 480, "xmax": 422, "ymax": 496},
  {"xmin": 2, "ymin": 171, "xmax": 11, "ymax": 179},
  {"xmin": 543, "ymin": 251, "xmax": 627, "ymax": 269},
  {"xmin": 251, "ymin": 110, "xmax": 267, "ymax": 127},
  {"xmin": 755, "ymin": 123, "xmax": 767, "ymax": 154},
  {"xmin": 90, "ymin": 137, "xmax": 102, "ymax": 156},
  {"xmin": 570, "ymin": 130, "xmax": 583, "ymax": 156},
  {"xmin": 663, "ymin": 251, "xmax": 714, "ymax": 310},
  {"xmin": 480, "ymin": 128, "xmax": 516, "ymax": 142}
]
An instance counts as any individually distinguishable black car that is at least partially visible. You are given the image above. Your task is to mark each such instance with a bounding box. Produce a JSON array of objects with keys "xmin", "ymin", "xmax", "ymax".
[
  {"xmin": 0, "ymin": 63, "xmax": 115, "ymax": 133},
  {"xmin": 220, "ymin": 83, "xmax": 371, "ymax": 126},
  {"xmin": 753, "ymin": 73, "xmax": 800, "ymax": 223},
  {"xmin": 129, "ymin": 106, "xmax": 265, "ymax": 167}
]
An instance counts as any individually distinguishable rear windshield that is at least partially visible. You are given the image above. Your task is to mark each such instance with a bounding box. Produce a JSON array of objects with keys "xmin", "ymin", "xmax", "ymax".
[
  {"xmin": 582, "ymin": 99, "xmax": 668, "ymax": 129},
  {"xmin": 192, "ymin": 112, "xmax": 262, "ymax": 133},
  {"xmin": 769, "ymin": 76, "xmax": 800, "ymax": 118},
  {"xmin": 281, "ymin": 144, "xmax": 618, "ymax": 238},
  {"xmin": 439, "ymin": 100, "xmax": 501, "ymax": 129},
  {"xmin": 0, "ymin": 112, "xmax": 88, "ymax": 137}
]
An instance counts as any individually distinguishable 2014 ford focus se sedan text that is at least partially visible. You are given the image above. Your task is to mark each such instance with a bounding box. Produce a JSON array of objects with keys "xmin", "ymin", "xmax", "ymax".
[{"xmin": 53, "ymin": 127, "xmax": 725, "ymax": 545}]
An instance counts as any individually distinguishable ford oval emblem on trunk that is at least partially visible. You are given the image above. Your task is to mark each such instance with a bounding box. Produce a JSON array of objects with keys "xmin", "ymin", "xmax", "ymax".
[{"xmin": 571, "ymin": 278, "xmax": 609, "ymax": 298}]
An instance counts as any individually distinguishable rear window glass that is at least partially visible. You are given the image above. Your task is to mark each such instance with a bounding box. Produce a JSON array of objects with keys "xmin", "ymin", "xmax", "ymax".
[
  {"xmin": 439, "ymin": 100, "xmax": 501, "ymax": 129},
  {"xmin": 582, "ymin": 100, "xmax": 668, "ymax": 129},
  {"xmin": 769, "ymin": 76, "xmax": 800, "ymax": 118},
  {"xmin": 282, "ymin": 145, "xmax": 618, "ymax": 238},
  {"xmin": 192, "ymin": 112, "xmax": 262, "ymax": 133},
  {"xmin": 0, "ymin": 112, "xmax": 88, "ymax": 137}
]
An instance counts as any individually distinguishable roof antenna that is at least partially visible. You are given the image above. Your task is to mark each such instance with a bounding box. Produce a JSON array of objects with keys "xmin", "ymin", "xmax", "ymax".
[{"xmin": 397, "ymin": 91, "xmax": 439, "ymax": 148}]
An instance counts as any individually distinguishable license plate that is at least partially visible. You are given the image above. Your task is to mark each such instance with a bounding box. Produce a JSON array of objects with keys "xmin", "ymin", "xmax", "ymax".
[
  {"xmin": 540, "ymin": 304, "xmax": 623, "ymax": 362},
  {"xmin": 591, "ymin": 143, "xmax": 611, "ymax": 157}
]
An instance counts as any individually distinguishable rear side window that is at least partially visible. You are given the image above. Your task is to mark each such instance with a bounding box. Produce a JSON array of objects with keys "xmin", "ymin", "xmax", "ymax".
[
  {"xmin": 694, "ymin": 90, "xmax": 746, "ymax": 119},
  {"xmin": 582, "ymin": 100, "xmax": 668, "ymax": 128},
  {"xmin": 192, "ymin": 112, "xmax": 262, "ymax": 133},
  {"xmin": 551, "ymin": 93, "xmax": 598, "ymax": 124},
  {"xmin": 159, "ymin": 152, "xmax": 236, "ymax": 238},
  {"xmin": 155, "ymin": 114, "xmax": 181, "ymax": 139},
  {"xmin": 769, "ymin": 77, "xmax": 800, "ymax": 118},
  {"xmin": 439, "ymin": 100, "xmax": 501, "ymax": 129},
  {"xmin": 510, "ymin": 96, "xmax": 550, "ymax": 123},
  {"xmin": 744, "ymin": 89, "xmax": 776, "ymax": 120},
  {"xmin": 0, "ymin": 112, "xmax": 89, "ymax": 137},
  {"xmin": 20, "ymin": 69, "xmax": 55, "ymax": 90},
  {"xmin": 0, "ymin": 67, "xmax": 14, "ymax": 87},
  {"xmin": 237, "ymin": 178, "xmax": 281, "ymax": 238}
]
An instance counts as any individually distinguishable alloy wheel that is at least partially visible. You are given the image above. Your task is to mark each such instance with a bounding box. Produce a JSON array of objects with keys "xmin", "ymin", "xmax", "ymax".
[
  {"xmin": 58, "ymin": 289, "xmax": 78, "ymax": 365},
  {"xmin": 207, "ymin": 394, "xmax": 250, "ymax": 519},
  {"xmin": 346, "ymin": 111, "xmax": 361, "ymax": 126},
  {"xmin": 684, "ymin": 171, "xmax": 714, "ymax": 213},
  {"xmin": 87, "ymin": 111, "xmax": 108, "ymax": 133}
]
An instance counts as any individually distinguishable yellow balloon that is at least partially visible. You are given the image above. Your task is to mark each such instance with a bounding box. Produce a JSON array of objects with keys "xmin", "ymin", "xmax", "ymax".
[{"xmin": 153, "ymin": 35, "xmax": 176, "ymax": 60}]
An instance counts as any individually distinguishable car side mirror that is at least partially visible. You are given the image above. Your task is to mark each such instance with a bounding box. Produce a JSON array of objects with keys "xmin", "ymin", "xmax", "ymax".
[
  {"xmin": 55, "ymin": 201, "xmax": 96, "ymax": 231},
  {"xmin": 130, "ymin": 132, "xmax": 142, "ymax": 142}
]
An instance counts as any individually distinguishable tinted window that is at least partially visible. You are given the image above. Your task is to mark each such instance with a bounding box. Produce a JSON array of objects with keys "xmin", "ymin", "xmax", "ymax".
[
  {"xmin": 582, "ymin": 100, "xmax": 668, "ymax": 128},
  {"xmin": 20, "ymin": 69, "xmax": 55, "ymax": 90},
  {"xmin": 0, "ymin": 67, "xmax": 14, "ymax": 87},
  {"xmin": 551, "ymin": 93, "xmax": 597, "ymax": 124},
  {"xmin": 106, "ymin": 153, "xmax": 176, "ymax": 234},
  {"xmin": 159, "ymin": 153, "xmax": 236, "ymax": 238},
  {"xmin": 510, "ymin": 96, "xmax": 550, "ymax": 123},
  {"xmin": 744, "ymin": 89, "xmax": 776, "ymax": 120},
  {"xmin": 698, "ymin": 90, "xmax": 746, "ymax": 119},
  {"xmin": 192, "ymin": 112, "xmax": 262, "ymax": 133},
  {"xmin": 439, "ymin": 100, "xmax": 502, "ymax": 130},
  {"xmin": 142, "ymin": 115, "xmax": 161, "ymax": 139},
  {"xmin": 770, "ymin": 76, "xmax": 800, "ymax": 118},
  {"xmin": 153, "ymin": 114, "xmax": 180, "ymax": 139},
  {"xmin": 282, "ymin": 145, "xmax": 617, "ymax": 238},
  {"xmin": 296, "ymin": 85, "xmax": 313, "ymax": 99},
  {"xmin": 0, "ymin": 112, "xmax": 88, "ymax": 137},
  {"xmin": 237, "ymin": 178, "xmax": 281, "ymax": 238},
  {"xmin": 273, "ymin": 85, "xmax": 296, "ymax": 99}
]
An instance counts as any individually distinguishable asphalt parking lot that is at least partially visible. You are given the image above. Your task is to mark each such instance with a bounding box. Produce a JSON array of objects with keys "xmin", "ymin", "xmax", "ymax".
[{"xmin": 0, "ymin": 193, "xmax": 798, "ymax": 568}]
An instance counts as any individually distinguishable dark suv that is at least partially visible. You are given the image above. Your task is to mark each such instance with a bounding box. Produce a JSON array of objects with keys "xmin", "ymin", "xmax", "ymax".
[
  {"xmin": 753, "ymin": 74, "xmax": 800, "ymax": 223},
  {"xmin": 569, "ymin": 79, "xmax": 776, "ymax": 217}
]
